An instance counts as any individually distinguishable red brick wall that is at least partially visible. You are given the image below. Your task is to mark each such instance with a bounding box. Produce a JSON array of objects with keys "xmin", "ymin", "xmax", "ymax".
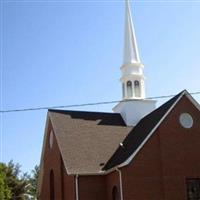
[
  {"xmin": 39, "ymin": 120, "xmax": 75, "ymax": 200},
  {"xmin": 122, "ymin": 132, "xmax": 164, "ymax": 200},
  {"xmin": 63, "ymin": 170, "xmax": 76, "ymax": 200},
  {"xmin": 78, "ymin": 175, "xmax": 107, "ymax": 200},
  {"xmin": 106, "ymin": 171, "xmax": 120, "ymax": 200},
  {"xmin": 76, "ymin": 171, "xmax": 121, "ymax": 200},
  {"xmin": 158, "ymin": 95, "xmax": 200, "ymax": 199},
  {"xmin": 121, "ymin": 95, "xmax": 200, "ymax": 200}
]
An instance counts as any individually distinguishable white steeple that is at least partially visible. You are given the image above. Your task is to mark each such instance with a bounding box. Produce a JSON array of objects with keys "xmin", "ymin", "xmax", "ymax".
[
  {"xmin": 113, "ymin": 0, "xmax": 156, "ymax": 126},
  {"xmin": 121, "ymin": 0, "xmax": 145, "ymax": 100},
  {"xmin": 124, "ymin": 0, "xmax": 140, "ymax": 64}
]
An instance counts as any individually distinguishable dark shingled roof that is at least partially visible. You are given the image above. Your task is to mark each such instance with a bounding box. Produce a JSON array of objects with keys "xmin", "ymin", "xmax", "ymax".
[
  {"xmin": 49, "ymin": 110, "xmax": 132, "ymax": 174},
  {"xmin": 102, "ymin": 90, "xmax": 185, "ymax": 171}
]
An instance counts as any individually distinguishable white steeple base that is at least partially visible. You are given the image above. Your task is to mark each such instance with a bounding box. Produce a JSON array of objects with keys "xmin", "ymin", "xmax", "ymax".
[{"xmin": 113, "ymin": 99, "xmax": 157, "ymax": 126}]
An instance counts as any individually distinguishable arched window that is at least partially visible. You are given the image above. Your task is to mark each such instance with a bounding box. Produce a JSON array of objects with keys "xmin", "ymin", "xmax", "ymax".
[
  {"xmin": 127, "ymin": 81, "xmax": 133, "ymax": 98},
  {"xmin": 50, "ymin": 170, "xmax": 55, "ymax": 200},
  {"xmin": 112, "ymin": 186, "xmax": 119, "ymax": 200},
  {"xmin": 122, "ymin": 83, "xmax": 125, "ymax": 98},
  {"xmin": 134, "ymin": 80, "xmax": 141, "ymax": 97}
]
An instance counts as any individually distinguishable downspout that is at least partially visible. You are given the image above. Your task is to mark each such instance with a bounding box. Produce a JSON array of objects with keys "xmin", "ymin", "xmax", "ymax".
[
  {"xmin": 75, "ymin": 175, "xmax": 79, "ymax": 200},
  {"xmin": 116, "ymin": 168, "xmax": 124, "ymax": 200}
]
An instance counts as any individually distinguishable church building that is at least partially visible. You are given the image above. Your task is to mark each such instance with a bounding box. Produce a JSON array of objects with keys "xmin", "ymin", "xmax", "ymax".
[{"xmin": 37, "ymin": 1, "xmax": 200, "ymax": 199}]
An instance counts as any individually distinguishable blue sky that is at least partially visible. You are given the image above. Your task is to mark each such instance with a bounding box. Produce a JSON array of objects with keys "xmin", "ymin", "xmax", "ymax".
[{"xmin": 1, "ymin": 1, "xmax": 200, "ymax": 173}]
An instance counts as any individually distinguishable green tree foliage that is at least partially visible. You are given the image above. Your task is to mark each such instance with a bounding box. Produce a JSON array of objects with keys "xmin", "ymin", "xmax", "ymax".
[
  {"xmin": 26, "ymin": 165, "xmax": 39, "ymax": 200},
  {"xmin": 0, "ymin": 161, "xmax": 39, "ymax": 200},
  {"xmin": 7, "ymin": 161, "xmax": 29, "ymax": 199},
  {"xmin": 0, "ymin": 163, "xmax": 12, "ymax": 200}
]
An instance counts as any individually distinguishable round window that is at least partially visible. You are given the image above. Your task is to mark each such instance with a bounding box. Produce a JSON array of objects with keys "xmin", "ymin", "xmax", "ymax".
[
  {"xmin": 179, "ymin": 113, "xmax": 193, "ymax": 129},
  {"xmin": 49, "ymin": 131, "xmax": 54, "ymax": 149}
]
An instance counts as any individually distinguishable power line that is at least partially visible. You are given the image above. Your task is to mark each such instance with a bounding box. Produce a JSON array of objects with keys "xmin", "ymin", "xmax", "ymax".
[{"xmin": 0, "ymin": 91, "xmax": 200, "ymax": 113}]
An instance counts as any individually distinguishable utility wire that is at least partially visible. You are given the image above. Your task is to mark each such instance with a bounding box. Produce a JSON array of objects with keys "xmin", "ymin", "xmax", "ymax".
[{"xmin": 0, "ymin": 91, "xmax": 200, "ymax": 113}]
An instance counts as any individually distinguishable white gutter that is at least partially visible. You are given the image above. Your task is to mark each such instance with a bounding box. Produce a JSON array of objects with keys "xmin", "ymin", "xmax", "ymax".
[
  {"xmin": 116, "ymin": 168, "xmax": 124, "ymax": 200},
  {"xmin": 75, "ymin": 175, "xmax": 79, "ymax": 200}
]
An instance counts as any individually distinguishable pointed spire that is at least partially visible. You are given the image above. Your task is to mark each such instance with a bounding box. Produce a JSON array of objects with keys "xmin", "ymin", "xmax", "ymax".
[
  {"xmin": 112, "ymin": 0, "xmax": 156, "ymax": 127},
  {"xmin": 123, "ymin": 0, "xmax": 140, "ymax": 64}
]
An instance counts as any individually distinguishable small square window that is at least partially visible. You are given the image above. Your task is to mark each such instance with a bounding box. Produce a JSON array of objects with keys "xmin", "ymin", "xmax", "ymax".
[{"xmin": 186, "ymin": 178, "xmax": 200, "ymax": 200}]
